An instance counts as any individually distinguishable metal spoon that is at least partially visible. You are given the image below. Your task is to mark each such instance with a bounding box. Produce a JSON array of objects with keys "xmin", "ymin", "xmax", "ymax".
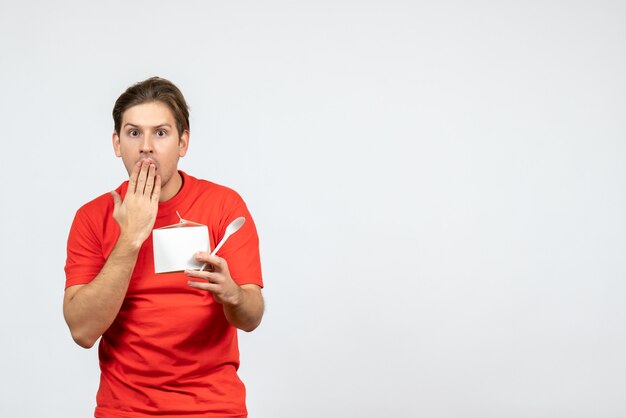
[{"xmin": 200, "ymin": 216, "xmax": 246, "ymax": 271}]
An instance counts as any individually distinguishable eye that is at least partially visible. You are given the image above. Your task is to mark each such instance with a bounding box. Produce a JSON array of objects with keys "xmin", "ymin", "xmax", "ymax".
[
  {"xmin": 129, "ymin": 129, "xmax": 139, "ymax": 137},
  {"xmin": 156, "ymin": 129, "xmax": 167, "ymax": 137}
]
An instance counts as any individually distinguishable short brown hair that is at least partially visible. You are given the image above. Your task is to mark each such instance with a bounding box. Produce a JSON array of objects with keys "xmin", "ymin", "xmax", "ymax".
[{"xmin": 112, "ymin": 77, "xmax": 190, "ymax": 135}]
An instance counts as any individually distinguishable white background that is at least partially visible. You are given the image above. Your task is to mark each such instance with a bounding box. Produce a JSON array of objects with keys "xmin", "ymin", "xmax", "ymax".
[{"xmin": 1, "ymin": 1, "xmax": 625, "ymax": 417}]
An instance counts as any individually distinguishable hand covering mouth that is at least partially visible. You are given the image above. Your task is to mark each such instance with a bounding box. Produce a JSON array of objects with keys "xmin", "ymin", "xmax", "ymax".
[{"xmin": 138, "ymin": 158, "xmax": 158, "ymax": 169}]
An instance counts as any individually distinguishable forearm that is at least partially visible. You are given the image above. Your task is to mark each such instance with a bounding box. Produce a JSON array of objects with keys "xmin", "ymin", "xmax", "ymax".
[
  {"xmin": 223, "ymin": 285, "xmax": 265, "ymax": 332},
  {"xmin": 63, "ymin": 235, "xmax": 141, "ymax": 348}
]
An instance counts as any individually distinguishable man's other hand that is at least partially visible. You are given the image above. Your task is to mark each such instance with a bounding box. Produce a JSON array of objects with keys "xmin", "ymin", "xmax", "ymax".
[{"xmin": 185, "ymin": 253, "xmax": 243, "ymax": 306}]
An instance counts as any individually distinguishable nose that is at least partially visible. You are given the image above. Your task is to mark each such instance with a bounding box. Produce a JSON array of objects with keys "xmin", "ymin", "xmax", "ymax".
[{"xmin": 140, "ymin": 136, "xmax": 153, "ymax": 154}]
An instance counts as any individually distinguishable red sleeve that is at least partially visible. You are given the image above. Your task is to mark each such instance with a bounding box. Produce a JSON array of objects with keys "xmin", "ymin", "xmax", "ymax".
[
  {"xmin": 216, "ymin": 192, "xmax": 263, "ymax": 288},
  {"xmin": 64, "ymin": 207, "xmax": 106, "ymax": 289}
]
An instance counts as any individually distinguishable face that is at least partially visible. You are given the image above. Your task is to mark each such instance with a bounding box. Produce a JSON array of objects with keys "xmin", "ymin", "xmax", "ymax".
[{"xmin": 113, "ymin": 101, "xmax": 189, "ymax": 200}]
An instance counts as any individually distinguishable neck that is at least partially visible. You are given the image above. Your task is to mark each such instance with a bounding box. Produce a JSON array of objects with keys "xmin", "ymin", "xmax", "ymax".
[{"xmin": 158, "ymin": 171, "xmax": 183, "ymax": 202}]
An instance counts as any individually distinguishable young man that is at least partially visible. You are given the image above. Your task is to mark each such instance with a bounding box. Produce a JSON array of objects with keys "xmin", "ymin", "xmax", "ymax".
[{"xmin": 64, "ymin": 77, "xmax": 264, "ymax": 418}]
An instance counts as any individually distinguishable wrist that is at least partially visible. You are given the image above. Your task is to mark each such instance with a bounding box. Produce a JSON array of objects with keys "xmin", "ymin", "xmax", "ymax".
[
  {"xmin": 224, "ymin": 286, "xmax": 245, "ymax": 308},
  {"xmin": 116, "ymin": 232, "xmax": 145, "ymax": 253}
]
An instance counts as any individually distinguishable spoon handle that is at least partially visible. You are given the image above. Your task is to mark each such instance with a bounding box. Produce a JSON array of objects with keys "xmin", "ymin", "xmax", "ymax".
[{"xmin": 200, "ymin": 233, "xmax": 230, "ymax": 271}]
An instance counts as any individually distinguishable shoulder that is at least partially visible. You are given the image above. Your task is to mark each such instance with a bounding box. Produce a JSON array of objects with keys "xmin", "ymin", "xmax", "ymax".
[
  {"xmin": 75, "ymin": 189, "xmax": 116, "ymax": 219},
  {"xmin": 78, "ymin": 191, "xmax": 113, "ymax": 212},
  {"xmin": 72, "ymin": 181, "xmax": 125, "ymax": 226},
  {"xmin": 183, "ymin": 172, "xmax": 245, "ymax": 203}
]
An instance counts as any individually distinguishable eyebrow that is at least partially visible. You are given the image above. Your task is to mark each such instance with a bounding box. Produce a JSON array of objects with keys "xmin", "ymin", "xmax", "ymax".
[{"xmin": 123, "ymin": 123, "xmax": 173, "ymax": 129}]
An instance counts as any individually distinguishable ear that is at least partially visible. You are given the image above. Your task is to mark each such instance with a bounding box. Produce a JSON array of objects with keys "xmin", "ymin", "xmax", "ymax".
[
  {"xmin": 112, "ymin": 131, "xmax": 122, "ymax": 157},
  {"xmin": 178, "ymin": 130, "xmax": 190, "ymax": 157}
]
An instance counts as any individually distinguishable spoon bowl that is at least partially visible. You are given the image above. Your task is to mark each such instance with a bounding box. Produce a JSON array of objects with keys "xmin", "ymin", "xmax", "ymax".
[{"xmin": 200, "ymin": 216, "xmax": 246, "ymax": 271}]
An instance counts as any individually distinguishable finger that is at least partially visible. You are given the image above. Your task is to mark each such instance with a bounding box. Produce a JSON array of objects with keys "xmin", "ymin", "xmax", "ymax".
[
  {"xmin": 195, "ymin": 254, "xmax": 215, "ymax": 272},
  {"xmin": 194, "ymin": 253, "xmax": 224, "ymax": 271},
  {"xmin": 184, "ymin": 270, "xmax": 220, "ymax": 283},
  {"xmin": 187, "ymin": 280, "xmax": 219, "ymax": 292},
  {"xmin": 199, "ymin": 262, "xmax": 214, "ymax": 272},
  {"xmin": 136, "ymin": 160, "xmax": 150, "ymax": 194},
  {"xmin": 151, "ymin": 174, "xmax": 161, "ymax": 202},
  {"xmin": 128, "ymin": 161, "xmax": 142, "ymax": 193},
  {"xmin": 144, "ymin": 163, "xmax": 157, "ymax": 196}
]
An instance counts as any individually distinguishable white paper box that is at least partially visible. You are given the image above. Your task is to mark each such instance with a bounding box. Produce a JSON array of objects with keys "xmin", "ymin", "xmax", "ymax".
[{"xmin": 153, "ymin": 224, "xmax": 210, "ymax": 273}]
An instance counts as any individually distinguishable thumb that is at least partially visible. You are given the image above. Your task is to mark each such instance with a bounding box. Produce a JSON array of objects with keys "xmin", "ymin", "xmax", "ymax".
[{"xmin": 111, "ymin": 190, "xmax": 122, "ymax": 212}]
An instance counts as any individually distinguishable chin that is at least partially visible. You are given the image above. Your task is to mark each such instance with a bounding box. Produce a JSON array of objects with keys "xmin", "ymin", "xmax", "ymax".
[{"xmin": 159, "ymin": 170, "xmax": 178, "ymax": 187}]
